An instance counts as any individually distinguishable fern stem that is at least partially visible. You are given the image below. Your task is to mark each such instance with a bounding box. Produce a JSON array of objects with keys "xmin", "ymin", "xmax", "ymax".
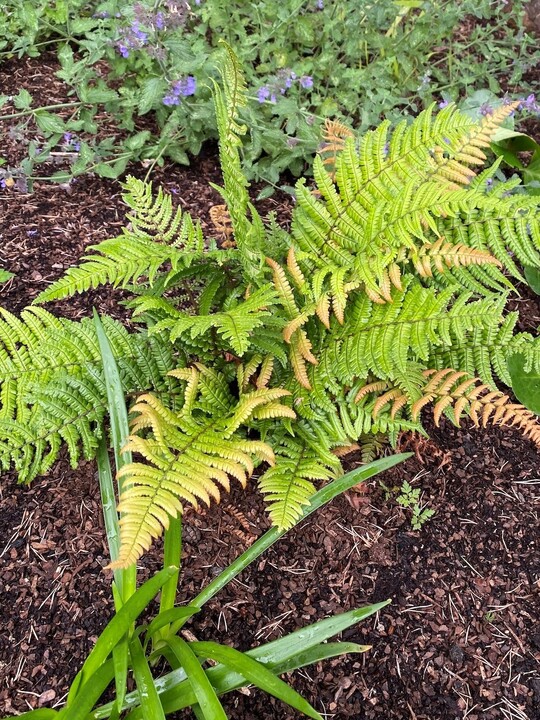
[{"xmin": 167, "ymin": 453, "xmax": 411, "ymax": 636}]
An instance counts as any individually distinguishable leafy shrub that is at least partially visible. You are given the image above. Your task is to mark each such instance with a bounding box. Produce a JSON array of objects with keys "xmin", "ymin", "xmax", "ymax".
[
  {"xmin": 1, "ymin": 0, "xmax": 539, "ymax": 185},
  {"xmin": 2, "ymin": 46, "xmax": 540, "ymax": 568}
]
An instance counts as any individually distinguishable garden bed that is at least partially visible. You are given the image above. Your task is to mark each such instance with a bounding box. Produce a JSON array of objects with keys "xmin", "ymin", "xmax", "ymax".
[{"xmin": 1, "ymin": 32, "xmax": 540, "ymax": 720}]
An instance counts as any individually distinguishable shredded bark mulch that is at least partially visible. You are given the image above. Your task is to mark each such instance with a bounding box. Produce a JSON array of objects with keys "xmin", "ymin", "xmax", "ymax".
[{"xmin": 1, "ymin": 49, "xmax": 539, "ymax": 720}]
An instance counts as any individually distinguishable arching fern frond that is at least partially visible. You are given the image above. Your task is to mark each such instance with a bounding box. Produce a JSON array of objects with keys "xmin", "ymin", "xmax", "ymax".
[
  {"xmin": 110, "ymin": 363, "xmax": 295, "ymax": 568},
  {"xmin": 152, "ymin": 285, "xmax": 279, "ymax": 356},
  {"xmin": 34, "ymin": 176, "xmax": 205, "ymax": 303},
  {"xmin": 291, "ymin": 101, "xmax": 534, "ymax": 319},
  {"xmin": 355, "ymin": 368, "xmax": 540, "ymax": 446},
  {"xmin": 211, "ymin": 42, "xmax": 266, "ymax": 284},
  {"xmin": 258, "ymin": 426, "xmax": 340, "ymax": 529},
  {"xmin": 0, "ymin": 307, "xmax": 176, "ymax": 482}
]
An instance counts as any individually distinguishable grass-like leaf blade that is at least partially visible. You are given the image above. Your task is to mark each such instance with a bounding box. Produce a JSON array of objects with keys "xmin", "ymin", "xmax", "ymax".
[
  {"xmin": 167, "ymin": 637, "xmax": 227, "ymax": 720},
  {"xmin": 129, "ymin": 636, "xmax": 166, "ymax": 720},
  {"xmin": 67, "ymin": 566, "xmax": 177, "ymax": 703},
  {"xmin": 191, "ymin": 641, "xmax": 323, "ymax": 720}
]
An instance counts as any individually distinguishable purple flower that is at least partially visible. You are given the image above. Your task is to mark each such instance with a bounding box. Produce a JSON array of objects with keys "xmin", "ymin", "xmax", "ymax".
[
  {"xmin": 73, "ymin": 141, "xmax": 81, "ymax": 152},
  {"xmin": 284, "ymin": 71, "xmax": 296, "ymax": 89},
  {"xmin": 0, "ymin": 179, "xmax": 5, "ymax": 189},
  {"xmin": 155, "ymin": 11, "xmax": 165, "ymax": 29},
  {"xmin": 63, "ymin": 132, "xmax": 72, "ymax": 143},
  {"xmin": 163, "ymin": 93, "xmax": 180, "ymax": 106},
  {"xmin": 316, "ymin": 0, "xmax": 324, "ymax": 8},
  {"xmin": 519, "ymin": 93, "xmax": 540, "ymax": 113},
  {"xmin": 479, "ymin": 102, "xmax": 494, "ymax": 116},
  {"xmin": 438, "ymin": 99, "xmax": 449, "ymax": 109},
  {"xmin": 486, "ymin": 178, "xmax": 493, "ymax": 187},
  {"xmin": 270, "ymin": 93, "xmax": 277, "ymax": 103},
  {"xmin": 299, "ymin": 76, "xmax": 313, "ymax": 89},
  {"xmin": 118, "ymin": 43, "xmax": 130, "ymax": 58},
  {"xmin": 257, "ymin": 86, "xmax": 270, "ymax": 103},
  {"xmin": 172, "ymin": 76, "xmax": 196, "ymax": 97},
  {"xmin": 130, "ymin": 22, "xmax": 148, "ymax": 43},
  {"xmin": 163, "ymin": 76, "xmax": 196, "ymax": 107}
]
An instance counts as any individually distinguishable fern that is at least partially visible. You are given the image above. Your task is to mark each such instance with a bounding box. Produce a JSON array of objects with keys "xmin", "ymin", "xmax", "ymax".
[
  {"xmin": 34, "ymin": 177, "xmax": 206, "ymax": 304},
  {"xmin": 355, "ymin": 369, "xmax": 540, "ymax": 447},
  {"xmin": 0, "ymin": 308, "xmax": 176, "ymax": 482},
  {"xmin": 3, "ymin": 51, "xmax": 540, "ymax": 568},
  {"xmin": 258, "ymin": 427, "xmax": 340, "ymax": 529},
  {"xmin": 110, "ymin": 363, "xmax": 294, "ymax": 568}
]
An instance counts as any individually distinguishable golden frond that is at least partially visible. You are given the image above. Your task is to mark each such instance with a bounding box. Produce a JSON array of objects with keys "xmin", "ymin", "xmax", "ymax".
[
  {"xmin": 287, "ymin": 247, "xmax": 307, "ymax": 289},
  {"xmin": 315, "ymin": 294, "xmax": 331, "ymax": 328},
  {"xmin": 256, "ymin": 355, "xmax": 274, "ymax": 389},
  {"xmin": 355, "ymin": 367, "xmax": 540, "ymax": 447},
  {"xmin": 290, "ymin": 343, "xmax": 311, "ymax": 389},
  {"xmin": 432, "ymin": 102, "xmax": 519, "ymax": 187},
  {"xmin": 319, "ymin": 118, "xmax": 354, "ymax": 179},
  {"xmin": 209, "ymin": 204, "xmax": 235, "ymax": 247},
  {"xmin": 266, "ymin": 257, "xmax": 298, "ymax": 316},
  {"xmin": 409, "ymin": 239, "xmax": 501, "ymax": 277}
]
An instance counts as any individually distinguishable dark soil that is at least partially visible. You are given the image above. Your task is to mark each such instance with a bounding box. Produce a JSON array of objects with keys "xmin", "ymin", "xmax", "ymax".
[{"xmin": 1, "ymin": 50, "xmax": 540, "ymax": 720}]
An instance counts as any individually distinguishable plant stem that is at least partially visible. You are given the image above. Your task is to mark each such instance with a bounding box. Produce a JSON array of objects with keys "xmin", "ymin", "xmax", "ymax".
[{"xmin": 0, "ymin": 101, "xmax": 86, "ymax": 121}]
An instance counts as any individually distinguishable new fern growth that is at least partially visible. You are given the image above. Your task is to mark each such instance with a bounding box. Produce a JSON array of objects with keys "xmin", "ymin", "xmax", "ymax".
[{"xmin": 4, "ymin": 48, "xmax": 540, "ymax": 568}]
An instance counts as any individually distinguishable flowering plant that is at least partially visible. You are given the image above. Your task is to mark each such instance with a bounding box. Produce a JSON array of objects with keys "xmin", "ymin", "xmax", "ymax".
[{"xmin": 0, "ymin": 0, "xmax": 539, "ymax": 188}]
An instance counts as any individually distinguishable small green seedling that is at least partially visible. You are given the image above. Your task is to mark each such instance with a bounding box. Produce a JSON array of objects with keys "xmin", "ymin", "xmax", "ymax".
[{"xmin": 396, "ymin": 481, "xmax": 435, "ymax": 530}]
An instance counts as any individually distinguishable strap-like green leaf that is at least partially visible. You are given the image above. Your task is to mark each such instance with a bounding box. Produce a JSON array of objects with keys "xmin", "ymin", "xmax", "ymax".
[
  {"xmin": 167, "ymin": 637, "xmax": 227, "ymax": 720},
  {"xmin": 146, "ymin": 606, "xmax": 200, "ymax": 639},
  {"xmin": 67, "ymin": 566, "xmax": 177, "ymax": 703},
  {"xmin": 129, "ymin": 636, "xmax": 166, "ymax": 720},
  {"xmin": 58, "ymin": 660, "xmax": 115, "ymax": 720},
  {"xmin": 190, "ymin": 641, "xmax": 323, "ymax": 720}
]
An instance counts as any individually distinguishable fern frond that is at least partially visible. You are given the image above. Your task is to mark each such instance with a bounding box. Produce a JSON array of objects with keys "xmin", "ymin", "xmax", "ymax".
[
  {"xmin": 212, "ymin": 42, "xmax": 266, "ymax": 283},
  {"xmin": 290, "ymin": 101, "xmax": 536, "ymax": 318},
  {"xmin": 259, "ymin": 427, "xmax": 339, "ymax": 529},
  {"xmin": 111, "ymin": 364, "xmax": 295, "ymax": 567},
  {"xmin": 0, "ymin": 308, "xmax": 176, "ymax": 482},
  {"xmin": 355, "ymin": 368, "xmax": 540, "ymax": 446},
  {"xmin": 325, "ymin": 282, "xmax": 507, "ymax": 382},
  {"xmin": 319, "ymin": 118, "xmax": 354, "ymax": 179},
  {"xmin": 35, "ymin": 176, "xmax": 205, "ymax": 303},
  {"xmin": 154, "ymin": 285, "xmax": 279, "ymax": 356}
]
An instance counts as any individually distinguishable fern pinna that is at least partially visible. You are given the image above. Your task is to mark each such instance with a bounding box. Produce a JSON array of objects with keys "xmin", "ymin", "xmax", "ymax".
[{"xmin": 3, "ymin": 46, "xmax": 540, "ymax": 568}]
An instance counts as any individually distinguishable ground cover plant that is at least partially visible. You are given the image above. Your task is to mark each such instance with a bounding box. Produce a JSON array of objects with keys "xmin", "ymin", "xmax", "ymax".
[{"xmin": 0, "ymin": 0, "xmax": 539, "ymax": 187}]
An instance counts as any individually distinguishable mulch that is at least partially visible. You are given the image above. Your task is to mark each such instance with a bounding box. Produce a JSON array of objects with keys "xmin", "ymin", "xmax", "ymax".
[{"xmin": 0, "ymin": 49, "xmax": 539, "ymax": 720}]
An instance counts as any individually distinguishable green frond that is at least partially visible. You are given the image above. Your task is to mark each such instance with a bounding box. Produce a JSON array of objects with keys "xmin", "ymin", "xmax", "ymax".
[
  {"xmin": 321, "ymin": 282, "xmax": 507, "ymax": 383},
  {"xmin": 212, "ymin": 42, "xmax": 266, "ymax": 284},
  {"xmin": 34, "ymin": 176, "xmax": 205, "ymax": 304},
  {"xmin": 290, "ymin": 102, "xmax": 540, "ymax": 317},
  {"xmin": 0, "ymin": 307, "xmax": 176, "ymax": 482},
  {"xmin": 153, "ymin": 285, "xmax": 279, "ymax": 356},
  {"xmin": 111, "ymin": 363, "xmax": 294, "ymax": 567},
  {"xmin": 259, "ymin": 426, "xmax": 339, "ymax": 529}
]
